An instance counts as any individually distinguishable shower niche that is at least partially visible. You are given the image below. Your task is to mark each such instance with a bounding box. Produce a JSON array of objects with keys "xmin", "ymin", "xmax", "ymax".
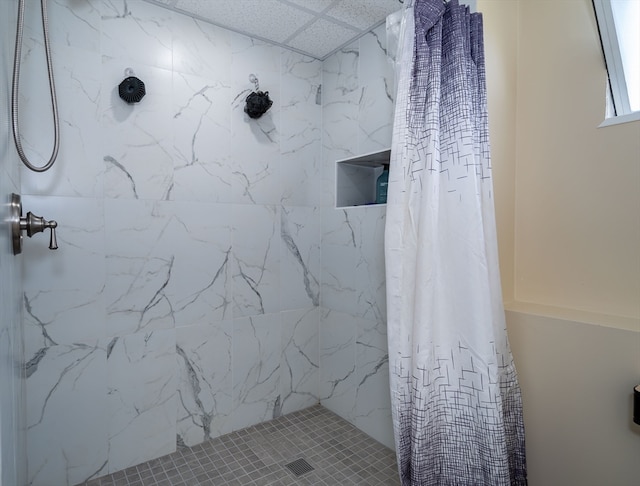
[{"xmin": 335, "ymin": 148, "xmax": 390, "ymax": 208}]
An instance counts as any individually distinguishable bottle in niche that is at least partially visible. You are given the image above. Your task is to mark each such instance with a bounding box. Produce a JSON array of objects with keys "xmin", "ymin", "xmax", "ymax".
[{"xmin": 376, "ymin": 166, "xmax": 389, "ymax": 204}]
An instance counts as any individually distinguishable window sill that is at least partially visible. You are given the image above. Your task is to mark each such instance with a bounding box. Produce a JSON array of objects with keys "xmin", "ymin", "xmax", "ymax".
[{"xmin": 598, "ymin": 111, "xmax": 640, "ymax": 128}]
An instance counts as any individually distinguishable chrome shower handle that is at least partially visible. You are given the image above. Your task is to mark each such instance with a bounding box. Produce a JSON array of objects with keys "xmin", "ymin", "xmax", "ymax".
[{"xmin": 10, "ymin": 193, "xmax": 58, "ymax": 254}]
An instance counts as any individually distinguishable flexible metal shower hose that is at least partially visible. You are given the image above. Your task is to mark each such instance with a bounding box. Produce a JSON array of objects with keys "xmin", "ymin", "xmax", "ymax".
[{"xmin": 11, "ymin": 0, "xmax": 60, "ymax": 173}]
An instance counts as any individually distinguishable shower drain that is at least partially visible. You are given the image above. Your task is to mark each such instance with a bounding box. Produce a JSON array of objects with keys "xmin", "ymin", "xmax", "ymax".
[{"xmin": 284, "ymin": 458, "xmax": 315, "ymax": 476}]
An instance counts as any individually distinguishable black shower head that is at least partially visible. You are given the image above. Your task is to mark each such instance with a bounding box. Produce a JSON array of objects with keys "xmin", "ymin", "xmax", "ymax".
[{"xmin": 118, "ymin": 76, "xmax": 146, "ymax": 104}]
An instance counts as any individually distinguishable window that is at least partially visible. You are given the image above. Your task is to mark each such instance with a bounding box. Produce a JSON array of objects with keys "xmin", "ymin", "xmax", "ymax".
[{"xmin": 592, "ymin": 0, "xmax": 640, "ymax": 124}]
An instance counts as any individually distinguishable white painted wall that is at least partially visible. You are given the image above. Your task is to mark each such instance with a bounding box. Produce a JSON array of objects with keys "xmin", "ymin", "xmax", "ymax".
[
  {"xmin": 514, "ymin": 0, "xmax": 640, "ymax": 319},
  {"xmin": 481, "ymin": 0, "xmax": 640, "ymax": 483},
  {"xmin": 507, "ymin": 308, "xmax": 639, "ymax": 486}
]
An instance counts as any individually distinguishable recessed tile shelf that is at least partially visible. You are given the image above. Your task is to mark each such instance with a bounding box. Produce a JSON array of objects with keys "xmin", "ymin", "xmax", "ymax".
[{"xmin": 335, "ymin": 148, "xmax": 391, "ymax": 208}]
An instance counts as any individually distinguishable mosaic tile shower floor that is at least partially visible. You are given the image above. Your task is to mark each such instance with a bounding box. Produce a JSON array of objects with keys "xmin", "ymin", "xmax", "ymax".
[{"xmin": 83, "ymin": 405, "xmax": 400, "ymax": 485}]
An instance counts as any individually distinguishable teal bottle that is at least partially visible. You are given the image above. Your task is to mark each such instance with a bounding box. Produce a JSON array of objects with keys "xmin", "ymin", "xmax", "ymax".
[{"xmin": 376, "ymin": 169, "xmax": 389, "ymax": 204}]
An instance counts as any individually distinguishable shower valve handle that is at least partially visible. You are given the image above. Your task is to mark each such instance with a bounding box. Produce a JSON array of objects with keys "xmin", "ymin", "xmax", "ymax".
[
  {"xmin": 10, "ymin": 193, "xmax": 59, "ymax": 255},
  {"xmin": 20, "ymin": 212, "xmax": 58, "ymax": 250}
]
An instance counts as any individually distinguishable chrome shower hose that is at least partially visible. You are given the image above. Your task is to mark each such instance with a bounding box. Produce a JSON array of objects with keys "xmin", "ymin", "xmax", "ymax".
[{"xmin": 11, "ymin": 0, "xmax": 60, "ymax": 173}]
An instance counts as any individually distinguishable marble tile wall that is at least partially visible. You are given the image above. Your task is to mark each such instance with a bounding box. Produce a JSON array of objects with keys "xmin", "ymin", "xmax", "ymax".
[
  {"xmin": 319, "ymin": 25, "xmax": 395, "ymax": 450},
  {"xmin": 18, "ymin": 1, "xmax": 322, "ymax": 484},
  {"xmin": 15, "ymin": 1, "xmax": 396, "ymax": 484},
  {"xmin": 0, "ymin": 2, "xmax": 27, "ymax": 485}
]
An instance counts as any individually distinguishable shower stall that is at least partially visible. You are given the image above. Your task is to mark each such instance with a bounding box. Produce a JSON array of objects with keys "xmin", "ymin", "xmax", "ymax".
[
  {"xmin": 4, "ymin": 1, "xmax": 640, "ymax": 485},
  {"xmin": 1, "ymin": 1, "xmax": 395, "ymax": 484}
]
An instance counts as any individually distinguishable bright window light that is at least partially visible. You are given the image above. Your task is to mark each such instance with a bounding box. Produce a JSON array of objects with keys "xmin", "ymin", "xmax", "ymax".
[{"xmin": 593, "ymin": 0, "xmax": 640, "ymax": 118}]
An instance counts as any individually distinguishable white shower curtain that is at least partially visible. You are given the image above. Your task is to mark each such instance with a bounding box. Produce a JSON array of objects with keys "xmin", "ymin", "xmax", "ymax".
[{"xmin": 385, "ymin": 0, "xmax": 527, "ymax": 484}]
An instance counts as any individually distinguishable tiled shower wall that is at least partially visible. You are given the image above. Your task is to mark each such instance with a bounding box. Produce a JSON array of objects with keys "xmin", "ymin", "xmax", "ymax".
[
  {"xmin": 319, "ymin": 30, "xmax": 395, "ymax": 449},
  {"xmin": 20, "ymin": 1, "xmax": 321, "ymax": 485},
  {"xmin": 0, "ymin": 1, "xmax": 27, "ymax": 485},
  {"xmin": 18, "ymin": 0, "xmax": 395, "ymax": 485}
]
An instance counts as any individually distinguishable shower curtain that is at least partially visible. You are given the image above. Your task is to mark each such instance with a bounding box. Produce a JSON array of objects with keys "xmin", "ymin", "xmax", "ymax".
[{"xmin": 384, "ymin": 1, "xmax": 527, "ymax": 484}]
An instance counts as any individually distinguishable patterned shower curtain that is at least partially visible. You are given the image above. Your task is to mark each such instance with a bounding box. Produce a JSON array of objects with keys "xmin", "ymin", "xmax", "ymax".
[{"xmin": 384, "ymin": 1, "xmax": 527, "ymax": 484}]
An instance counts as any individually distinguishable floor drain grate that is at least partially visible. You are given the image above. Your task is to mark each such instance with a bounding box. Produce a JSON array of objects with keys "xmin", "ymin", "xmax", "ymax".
[{"xmin": 284, "ymin": 458, "xmax": 315, "ymax": 476}]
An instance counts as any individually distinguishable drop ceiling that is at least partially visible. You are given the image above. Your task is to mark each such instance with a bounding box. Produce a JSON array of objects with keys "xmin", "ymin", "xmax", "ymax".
[{"xmin": 143, "ymin": 0, "xmax": 403, "ymax": 60}]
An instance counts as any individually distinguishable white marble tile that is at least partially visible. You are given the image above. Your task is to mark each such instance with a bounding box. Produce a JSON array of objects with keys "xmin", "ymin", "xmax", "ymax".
[
  {"xmin": 281, "ymin": 206, "xmax": 320, "ymax": 311},
  {"xmin": 355, "ymin": 317, "xmax": 394, "ymax": 449},
  {"xmin": 322, "ymin": 207, "xmax": 360, "ymax": 247},
  {"xmin": 322, "ymin": 101, "xmax": 360, "ymax": 158},
  {"xmin": 0, "ymin": 317, "xmax": 25, "ymax": 486},
  {"xmin": 105, "ymin": 199, "xmax": 233, "ymax": 336},
  {"xmin": 319, "ymin": 33, "xmax": 393, "ymax": 442},
  {"xmin": 280, "ymin": 51, "xmax": 322, "ymax": 206},
  {"xmin": 281, "ymin": 139, "xmax": 321, "ymax": 207},
  {"xmin": 319, "ymin": 308, "xmax": 356, "ymax": 423},
  {"xmin": 358, "ymin": 26, "xmax": 394, "ymax": 153},
  {"xmin": 280, "ymin": 308, "xmax": 319, "ymax": 415},
  {"xmin": 230, "ymin": 38, "xmax": 281, "ymax": 205},
  {"xmin": 23, "ymin": 0, "xmax": 102, "ymax": 53},
  {"xmin": 26, "ymin": 341, "xmax": 108, "ymax": 486},
  {"xmin": 171, "ymin": 15, "xmax": 232, "ymax": 79},
  {"xmin": 0, "ymin": 256, "xmax": 25, "ymax": 486},
  {"xmin": 101, "ymin": 0, "xmax": 173, "ymax": 71},
  {"xmin": 21, "ymin": 196, "xmax": 106, "ymax": 353},
  {"xmin": 231, "ymin": 33, "xmax": 282, "ymax": 80},
  {"xmin": 1, "ymin": 61, "xmax": 19, "ymax": 189},
  {"xmin": 232, "ymin": 205, "xmax": 280, "ymax": 317},
  {"xmin": 320, "ymin": 151, "xmax": 339, "ymax": 209},
  {"xmin": 1, "ymin": 154, "xmax": 19, "ymax": 200},
  {"xmin": 104, "ymin": 199, "xmax": 167, "ymax": 335},
  {"xmin": 359, "ymin": 24, "xmax": 393, "ymax": 98},
  {"xmin": 322, "ymin": 206, "xmax": 386, "ymax": 319},
  {"xmin": 322, "ymin": 46, "xmax": 360, "ymax": 207},
  {"xmin": 1, "ymin": 70, "xmax": 19, "ymax": 189},
  {"xmin": 171, "ymin": 71, "xmax": 234, "ymax": 203},
  {"xmin": 355, "ymin": 206, "xmax": 387, "ymax": 321},
  {"xmin": 107, "ymin": 329, "xmax": 176, "ymax": 473},
  {"xmin": 229, "ymin": 109, "xmax": 281, "ymax": 205},
  {"xmin": 176, "ymin": 320, "xmax": 233, "ymax": 446},
  {"xmin": 320, "ymin": 243, "xmax": 358, "ymax": 315},
  {"xmin": 232, "ymin": 313, "xmax": 281, "ymax": 430},
  {"xmin": 0, "ymin": 3, "xmax": 25, "ymax": 484},
  {"xmin": 281, "ymin": 37, "xmax": 323, "ymax": 93},
  {"xmin": 322, "ymin": 100, "xmax": 360, "ymax": 158},
  {"xmin": 322, "ymin": 45, "xmax": 360, "ymax": 106},
  {"xmin": 101, "ymin": 57, "xmax": 174, "ymax": 200},
  {"xmin": 281, "ymin": 149, "xmax": 322, "ymax": 207},
  {"xmin": 18, "ymin": 44, "xmax": 104, "ymax": 197},
  {"xmin": 0, "ymin": 184, "xmax": 26, "ymax": 486}
]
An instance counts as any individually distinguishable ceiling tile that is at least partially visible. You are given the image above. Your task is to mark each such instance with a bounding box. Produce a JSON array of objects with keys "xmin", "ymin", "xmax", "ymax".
[
  {"xmin": 286, "ymin": 18, "xmax": 358, "ymax": 59},
  {"xmin": 175, "ymin": 0, "xmax": 315, "ymax": 43},
  {"xmin": 325, "ymin": 0, "xmax": 401, "ymax": 30},
  {"xmin": 284, "ymin": 0, "xmax": 336, "ymax": 13},
  {"xmin": 144, "ymin": 0, "xmax": 402, "ymax": 60}
]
